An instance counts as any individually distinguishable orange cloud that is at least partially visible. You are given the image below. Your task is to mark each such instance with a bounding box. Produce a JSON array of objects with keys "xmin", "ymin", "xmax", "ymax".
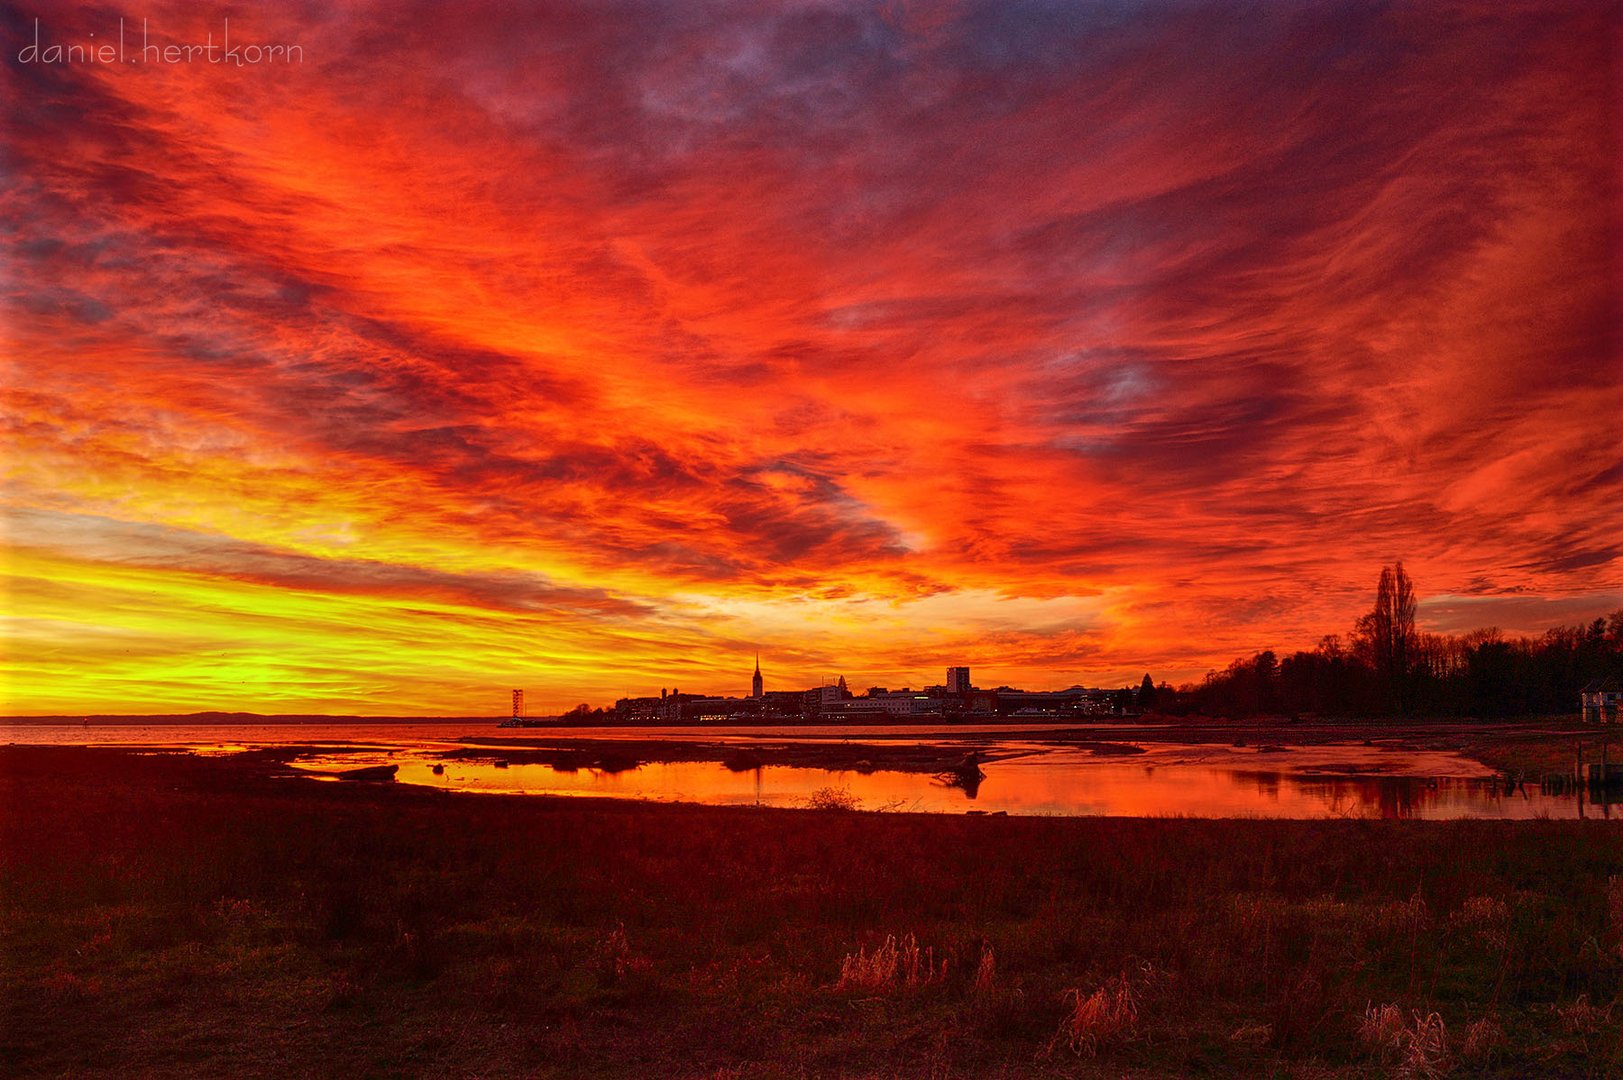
[{"xmin": 3, "ymin": 1, "xmax": 1618, "ymax": 713}]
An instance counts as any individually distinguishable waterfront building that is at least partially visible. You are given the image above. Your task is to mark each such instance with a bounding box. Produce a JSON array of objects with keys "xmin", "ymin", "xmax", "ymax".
[{"xmin": 1582, "ymin": 678, "xmax": 1621, "ymax": 723}]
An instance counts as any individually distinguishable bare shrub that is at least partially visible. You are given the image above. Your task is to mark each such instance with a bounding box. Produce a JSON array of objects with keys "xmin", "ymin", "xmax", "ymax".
[
  {"xmin": 1052, "ymin": 978, "xmax": 1139, "ymax": 1057},
  {"xmin": 837, "ymin": 933, "xmax": 945, "ymax": 992},
  {"xmin": 806, "ymin": 787, "xmax": 861, "ymax": 812}
]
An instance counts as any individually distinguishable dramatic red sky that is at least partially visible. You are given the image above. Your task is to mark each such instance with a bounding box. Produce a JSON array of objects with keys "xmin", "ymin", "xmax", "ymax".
[{"xmin": 3, "ymin": 1, "xmax": 1620, "ymax": 715}]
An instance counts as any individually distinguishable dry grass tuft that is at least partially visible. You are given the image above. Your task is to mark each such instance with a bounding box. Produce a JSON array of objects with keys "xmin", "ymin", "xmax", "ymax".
[
  {"xmin": 41, "ymin": 970, "xmax": 101, "ymax": 1005},
  {"xmin": 1228, "ymin": 1022, "xmax": 1272, "ymax": 1048},
  {"xmin": 1556, "ymin": 994, "xmax": 1612, "ymax": 1036},
  {"xmin": 1358, "ymin": 1002, "xmax": 1410, "ymax": 1059},
  {"xmin": 1402, "ymin": 1011, "xmax": 1451, "ymax": 1078},
  {"xmin": 1459, "ymin": 1016, "xmax": 1506, "ymax": 1066},
  {"xmin": 972, "ymin": 943, "xmax": 996, "ymax": 995},
  {"xmin": 1373, "ymin": 894, "xmax": 1431, "ymax": 937},
  {"xmin": 1358, "ymin": 1003, "xmax": 1451, "ymax": 1078},
  {"xmin": 1451, "ymin": 895, "xmax": 1510, "ymax": 953},
  {"xmin": 836, "ymin": 933, "xmax": 946, "ymax": 992},
  {"xmin": 1606, "ymin": 875, "xmax": 1623, "ymax": 959},
  {"xmin": 1455, "ymin": 895, "xmax": 1508, "ymax": 926},
  {"xmin": 596, "ymin": 922, "xmax": 652, "ymax": 983},
  {"xmin": 1052, "ymin": 978, "xmax": 1139, "ymax": 1057}
]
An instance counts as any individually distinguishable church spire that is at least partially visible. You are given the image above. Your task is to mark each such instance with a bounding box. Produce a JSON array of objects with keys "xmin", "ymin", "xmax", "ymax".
[{"xmin": 751, "ymin": 651, "xmax": 763, "ymax": 699}]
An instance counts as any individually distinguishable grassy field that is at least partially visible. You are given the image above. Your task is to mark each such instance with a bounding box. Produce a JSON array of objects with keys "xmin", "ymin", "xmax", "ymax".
[{"xmin": 4, "ymin": 745, "xmax": 1623, "ymax": 1078}]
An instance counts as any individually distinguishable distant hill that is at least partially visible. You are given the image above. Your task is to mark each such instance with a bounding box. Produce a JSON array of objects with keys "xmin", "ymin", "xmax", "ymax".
[{"xmin": 0, "ymin": 713, "xmax": 500, "ymax": 724}]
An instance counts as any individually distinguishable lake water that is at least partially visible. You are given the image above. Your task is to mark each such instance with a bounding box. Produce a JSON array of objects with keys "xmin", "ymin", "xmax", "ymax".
[{"xmin": 3, "ymin": 720, "xmax": 1608, "ymax": 820}]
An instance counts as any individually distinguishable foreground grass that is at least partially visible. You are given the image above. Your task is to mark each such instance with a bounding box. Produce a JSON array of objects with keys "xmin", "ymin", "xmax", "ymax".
[{"xmin": 4, "ymin": 747, "xmax": 1623, "ymax": 1078}]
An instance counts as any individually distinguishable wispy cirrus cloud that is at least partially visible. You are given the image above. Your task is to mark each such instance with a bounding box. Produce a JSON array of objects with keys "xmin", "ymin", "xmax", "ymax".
[{"xmin": 3, "ymin": 0, "xmax": 1618, "ymax": 712}]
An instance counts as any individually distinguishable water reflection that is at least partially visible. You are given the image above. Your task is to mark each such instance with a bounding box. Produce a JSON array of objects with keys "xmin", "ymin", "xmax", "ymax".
[
  {"xmin": 286, "ymin": 748, "xmax": 1588, "ymax": 820},
  {"xmin": 7, "ymin": 720, "xmax": 1602, "ymax": 820}
]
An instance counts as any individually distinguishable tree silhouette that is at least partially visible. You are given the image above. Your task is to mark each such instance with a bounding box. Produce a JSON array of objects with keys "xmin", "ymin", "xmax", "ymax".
[
  {"xmin": 1170, "ymin": 584, "xmax": 1621, "ymax": 720},
  {"xmin": 1357, "ymin": 562, "xmax": 1417, "ymax": 713},
  {"xmin": 1137, "ymin": 673, "xmax": 1156, "ymax": 709}
]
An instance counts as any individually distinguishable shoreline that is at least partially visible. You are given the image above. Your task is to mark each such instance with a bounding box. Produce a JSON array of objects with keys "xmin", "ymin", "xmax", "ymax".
[{"xmin": 6, "ymin": 715, "xmax": 1601, "ymax": 781}]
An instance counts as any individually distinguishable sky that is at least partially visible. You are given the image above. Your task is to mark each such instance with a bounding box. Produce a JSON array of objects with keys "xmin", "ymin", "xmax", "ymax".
[{"xmin": 2, "ymin": 0, "xmax": 1620, "ymax": 716}]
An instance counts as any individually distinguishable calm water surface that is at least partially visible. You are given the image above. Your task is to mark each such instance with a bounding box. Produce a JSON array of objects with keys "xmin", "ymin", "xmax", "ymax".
[{"xmin": 3, "ymin": 720, "xmax": 1604, "ymax": 820}]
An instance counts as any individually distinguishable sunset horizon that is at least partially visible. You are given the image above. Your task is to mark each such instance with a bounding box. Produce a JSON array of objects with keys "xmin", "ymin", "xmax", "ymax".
[
  {"xmin": 5, "ymin": 1, "xmax": 1620, "ymax": 715},
  {"xmin": 7, "ymin": 4, "xmax": 1623, "ymax": 1073}
]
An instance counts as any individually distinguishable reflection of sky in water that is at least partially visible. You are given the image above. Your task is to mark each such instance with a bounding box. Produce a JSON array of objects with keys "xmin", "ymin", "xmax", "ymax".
[
  {"xmin": 7, "ymin": 721, "xmax": 1611, "ymax": 819},
  {"xmin": 285, "ymin": 744, "xmax": 1600, "ymax": 820}
]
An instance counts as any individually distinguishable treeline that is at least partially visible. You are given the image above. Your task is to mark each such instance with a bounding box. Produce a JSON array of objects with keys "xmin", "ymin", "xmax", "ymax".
[{"xmin": 1165, "ymin": 564, "xmax": 1623, "ymax": 719}]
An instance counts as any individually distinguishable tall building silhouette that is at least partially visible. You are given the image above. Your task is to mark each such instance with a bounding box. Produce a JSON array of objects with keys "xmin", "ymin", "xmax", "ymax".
[
  {"xmin": 947, "ymin": 666, "xmax": 970, "ymax": 693},
  {"xmin": 751, "ymin": 652, "xmax": 763, "ymax": 699}
]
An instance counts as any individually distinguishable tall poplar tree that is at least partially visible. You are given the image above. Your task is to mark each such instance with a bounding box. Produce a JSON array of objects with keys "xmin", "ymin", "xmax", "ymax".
[{"xmin": 1359, "ymin": 562, "xmax": 1417, "ymax": 712}]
